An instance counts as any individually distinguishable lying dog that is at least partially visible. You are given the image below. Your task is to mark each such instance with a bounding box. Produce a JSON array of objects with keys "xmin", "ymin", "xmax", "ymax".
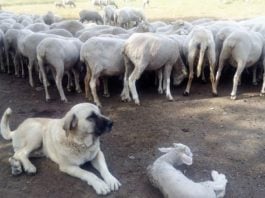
[{"xmin": 0, "ymin": 103, "xmax": 121, "ymax": 195}]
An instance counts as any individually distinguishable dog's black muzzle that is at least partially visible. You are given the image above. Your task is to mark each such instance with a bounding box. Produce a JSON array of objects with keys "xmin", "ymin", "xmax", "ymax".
[{"xmin": 94, "ymin": 116, "xmax": 113, "ymax": 137}]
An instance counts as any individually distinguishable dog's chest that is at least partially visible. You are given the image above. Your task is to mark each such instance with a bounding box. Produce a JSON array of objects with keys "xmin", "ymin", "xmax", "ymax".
[{"xmin": 61, "ymin": 141, "xmax": 99, "ymax": 164}]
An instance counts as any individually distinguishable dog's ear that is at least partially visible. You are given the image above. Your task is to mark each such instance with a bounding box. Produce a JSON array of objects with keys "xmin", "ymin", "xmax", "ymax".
[{"xmin": 63, "ymin": 113, "xmax": 78, "ymax": 137}]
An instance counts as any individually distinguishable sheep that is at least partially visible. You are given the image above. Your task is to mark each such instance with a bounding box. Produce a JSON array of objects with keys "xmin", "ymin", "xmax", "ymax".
[
  {"xmin": 92, "ymin": 0, "xmax": 118, "ymax": 9},
  {"xmin": 142, "ymin": 0, "xmax": 150, "ymax": 8},
  {"xmin": 121, "ymin": 33, "xmax": 186, "ymax": 105},
  {"xmin": 0, "ymin": 29, "xmax": 4, "ymax": 73},
  {"xmin": 50, "ymin": 20, "xmax": 85, "ymax": 36},
  {"xmin": 80, "ymin": 37, "xmax": 126, "ymax": 107},
  {"xmin": 64, "ymin": 0, "xmax": 76, "ymax": 7},
  {"xmin": 114, "ymin": 7, "xmax": 146, "ymax": 29},
  {"xmin": 182, "ymin": 26, "xmax": 217, "ymax": 96},
  {"xmin": 25, "ymin": 23, "xmax": 50, "ymax": 32},
  {"xmin": 215, "ymin": 30, "xmax": 264, "ymax": 100},
  {"xmin": 147, "ymin": 143, "xmax": 228, "ymax": 198},
  {"xmin": 103, "ymin": 5, "xmax": 116, "ymax": 25},
  {"xmin": 37, "ymin": 37, "xmax": 83, "ymax": 102},
  {"xmin": 4, "ymin": 29, "xmax": 33, "ymax": 76},
  {"xmin": 43, "ymin": 11, "xmax": 55, "ymax": 25},
  {"xmin": 54, "ymin": 1, "xmax": 65, "ymax": 8},
  {"xmin": 79, "ymin": 10, "xmax": 104, "ymax": 24},
  {"xmin": 42, "ymin": 29, "xmax": 73, "ymax": 37},
  {"xmin": 156, "ymin": 20, "xmax": 193, "ymax": 35},
  {"xmin": 17, "ymin": 32, "xmax": 62, "ymax": 87}
]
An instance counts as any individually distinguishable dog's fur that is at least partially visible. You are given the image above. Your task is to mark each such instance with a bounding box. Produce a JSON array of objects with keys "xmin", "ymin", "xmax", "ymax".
[{"xmin": 0, "ymin": 103, "xmax": 121, "ymax": 195}]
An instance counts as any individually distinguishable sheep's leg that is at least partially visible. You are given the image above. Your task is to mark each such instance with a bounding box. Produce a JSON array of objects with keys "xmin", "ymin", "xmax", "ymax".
[
  {"xmin": 128, "ymin": 66, "xmax": 145, "ymax": 105},
  {"xmin": 55, "ymin": 66, "xmax": 67, "ymax": 102},
  {"xmin": 27, "ymin": 59, "xmax": 35, "ymax": 87},
  {"xmin": 84, "ymin": 66, "xmax": 93, "ymax": 101},
  {"xmin": 65, "ymin": 71, "xmax": 72, "ymax": 92},
  {"xmin": 157, "ymin": 68, "xmax": 163, "ymax": 94},
  {"xmin": 20, "ymin": 56, "xmax": 26, "ymax": 78},
  {"xmin": 72, "ymin": 69, "xmax": 81, "ymax": 93},
  {"xmin": 201, "ymin": 64, "xmax": 206, "ymax": 83},
  {"xmin": 231, "ymin": 60, "xmax": 245, "ymax": 100},
  {"xmin": 37, "ymin": 56, "xmax": 51, "ymax": 101},
  {"xmin": 164, "ymin": 64, "xmax": 173, "ymax": 101},
  {"xmin": 90, "ymin": 76, "xmax": 101, "ymax": 107},
  {"xmin": 260, "ymin": 59, "xmax": 265, "ymax": 96},
  {"xmin": 103, "ymin": 77, "xmax": 110, "ymax": 97},
  {"xmin": 215, "ymin": 58, "xmax": 226, "ymax": 96},
  {"xmin": 183, "ymin": 50, "xmax": 196, "ymax": 96},
  {"xmin": 121, "ymin": 56, "xmax": 133, "ymax": 102},
  {"xmin": 252, "ymin": 65, "xmax": 257, "ymax": 86},
  {"xmin": 207, "ymin": 47, "xmax": 217, "ymax": 96},
  {"xmin": 14, "ymin": 53, "xmax": 20, "ymax": 77}
]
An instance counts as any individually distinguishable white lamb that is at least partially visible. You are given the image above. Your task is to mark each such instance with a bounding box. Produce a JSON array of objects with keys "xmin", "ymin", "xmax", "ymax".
[{"xmin": 147, "ymin": 143, "xmax": 228, "ymax": 198}]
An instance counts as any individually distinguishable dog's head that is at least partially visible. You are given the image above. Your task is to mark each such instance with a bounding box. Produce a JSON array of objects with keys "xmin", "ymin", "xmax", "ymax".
[{"xmin": 62, "ymin": 103, "xmax": 113, "ymax": 146}]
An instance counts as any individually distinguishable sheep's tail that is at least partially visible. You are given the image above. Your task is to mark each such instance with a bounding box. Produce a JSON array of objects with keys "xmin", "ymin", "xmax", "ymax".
[
  {"xmin": 196, "ymin": 43, "xmax": 207, "ymax": 78},
  {"xmin": 0, "ymin": 108, "xmax": 13, "ymax": 140},
  {"xmin": 211, "ymin": 170, "xmax": 228, "ymax": 198}
]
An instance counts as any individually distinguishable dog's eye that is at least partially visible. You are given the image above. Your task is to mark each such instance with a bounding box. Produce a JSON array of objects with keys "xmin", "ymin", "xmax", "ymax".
[{"xmin": 86, "ymin": 112, "xmax": 97, "ymax": 121}]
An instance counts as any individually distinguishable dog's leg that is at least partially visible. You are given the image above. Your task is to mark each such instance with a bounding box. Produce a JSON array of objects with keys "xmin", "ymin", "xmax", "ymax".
[
  {"xmin": 9, "ymin": 157, "xmax": 23, "ymax": 176},
  {"xmin": 91, "ymin": 150, "xmax": 121, "ymax": 191},
  {"xmin": 59, "ymin": 165, "xmax": 111, "ymax": 195}
]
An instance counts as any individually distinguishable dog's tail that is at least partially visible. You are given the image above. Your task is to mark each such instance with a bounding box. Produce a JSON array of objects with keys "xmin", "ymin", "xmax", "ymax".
[
  {"xmin": 211, "ymin": 170, "xmax": 228, "ymax": 198},
  {"xmin": 0, "ymin": 108, "xmax": 13, "ymax": 140}
]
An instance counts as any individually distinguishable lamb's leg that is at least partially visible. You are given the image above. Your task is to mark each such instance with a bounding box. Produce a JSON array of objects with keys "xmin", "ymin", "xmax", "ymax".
[{"xmin": 231, "ymin": 60, "xmax": 245, "ymax": 100}]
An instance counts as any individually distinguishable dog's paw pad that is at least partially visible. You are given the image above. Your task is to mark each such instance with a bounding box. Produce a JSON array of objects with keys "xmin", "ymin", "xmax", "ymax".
[{"xmin": 105, "ymin": 176, "xmax": 122, "ymax": 191}]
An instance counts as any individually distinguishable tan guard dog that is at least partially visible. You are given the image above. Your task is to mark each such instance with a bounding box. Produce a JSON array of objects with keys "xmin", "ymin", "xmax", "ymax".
[{"xmin": 0, "ymin": 103, "xmax": 121, "ymax": 195}]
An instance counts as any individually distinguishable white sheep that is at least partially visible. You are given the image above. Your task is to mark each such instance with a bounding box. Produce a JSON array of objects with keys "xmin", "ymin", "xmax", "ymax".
[{"xmin": 147, "ymin": 143, "xmax": 228, "ymax": 198}]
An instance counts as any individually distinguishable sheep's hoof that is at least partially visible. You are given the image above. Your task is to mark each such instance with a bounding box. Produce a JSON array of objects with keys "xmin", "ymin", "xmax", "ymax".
[
  {"xmin": 134, "ymin": 101, "xmax": 140, "ymax": 105},
  {"xmin": 158, "ymin": 89, "xmax": 163, "ymax": 94},
  {"xmin": 61, "ymin": 99, "xmax": 68, "ymax": 103},
  {"xmin": 46, "ymin": 98, "xmax": 51, "ymax": 103},
  {"xmin": 252, "ymin": 82, "xmax": 258, "ymax": 86},
  {"xmin": 103, "ymin": 93, "xmax": 110, "ymax": 98},
  {"xmin": 183, "ymin": 91, "xmax": 189, "ymax": 96},
  {"xmin": 67, "ymin": 88, "xmax": 72, "ymax": 92},
  {"xmin": 212, "ymin": 92, "xmax": 218, "ymax": 97},
  {"xmin": 21, "ymin": 75, "xmax": 25, "ymax": 78},
  {"xmin": 260, "ymin": 92, "xmax": 265, "ymax": 97},
  {"xmin": 76, "ymin": 89, "xmax": 82, "ymax": 94},
  {"xmin": 230, "ymin": 95, "xmax": 237, "ymax": 100}
]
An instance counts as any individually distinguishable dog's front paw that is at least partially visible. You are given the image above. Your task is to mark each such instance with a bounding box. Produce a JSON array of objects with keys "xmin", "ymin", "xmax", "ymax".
[
  {"xmin": 92, "ymin": 179, "xmax": 111, "ymax": 195},
  {"xmin": 105, "ymin": 175, "xmax": 121, "ymax": 191}
]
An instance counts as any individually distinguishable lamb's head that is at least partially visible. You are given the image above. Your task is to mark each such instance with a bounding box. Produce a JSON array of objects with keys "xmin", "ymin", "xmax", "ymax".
[{"xmin": 158, "ymin": 143, "xmax": 193, "ymax": 166}]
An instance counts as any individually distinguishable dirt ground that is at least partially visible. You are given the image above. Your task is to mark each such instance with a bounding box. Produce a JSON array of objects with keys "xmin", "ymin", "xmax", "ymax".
[{"xmin": 0, "ymin": 72, "xmax": 264, "ymax": 198}]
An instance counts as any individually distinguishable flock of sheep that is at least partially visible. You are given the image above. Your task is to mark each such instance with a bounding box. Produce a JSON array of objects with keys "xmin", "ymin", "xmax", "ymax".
[
  {"xmin": 3, "ymin": 3, "xmax": 265, "ymax": 197},
  {"xmin": 0, "ymin": 5, "xmax": 265, "ymax": 109}
]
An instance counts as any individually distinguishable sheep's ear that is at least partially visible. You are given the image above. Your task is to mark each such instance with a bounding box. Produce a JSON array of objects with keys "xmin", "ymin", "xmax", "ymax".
[
  {"xmin": 181, "ymin": 153, "xmax": 193, "ymax": 165},
  {"xmin": 63, "ymin": 114, "xmax": 78, "ymax": 137},
  {"xmin": 158, "ymin": 147, "xmax": 172, "ymax": 153}
]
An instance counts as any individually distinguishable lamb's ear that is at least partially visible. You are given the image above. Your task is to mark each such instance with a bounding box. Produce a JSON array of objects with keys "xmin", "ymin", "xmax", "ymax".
[
  {"xmin": 63, "ymin": 114, "xmax": 78, "ymax": 137},
  {"xmin": 158, "ymin": 147, "xmax": 172, "ymax": 153},
  {"xmin": 181, "ymin": 153, "xmax": 193, "ymax": 165}
]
